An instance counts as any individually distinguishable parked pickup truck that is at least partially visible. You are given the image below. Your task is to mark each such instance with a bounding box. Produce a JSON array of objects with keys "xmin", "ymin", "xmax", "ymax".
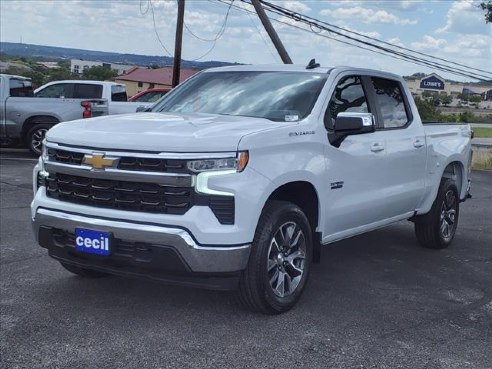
[
  {"xmin": 0, "ymin": 74, "xmax": 108, "ymax": 155},
  {"xmin": 34, "ymin": 80, "xmax": 152, "ymax": 115},
  {"xmin": 31, "ymin": 64, "xmax": 472, "ymax": 314}
]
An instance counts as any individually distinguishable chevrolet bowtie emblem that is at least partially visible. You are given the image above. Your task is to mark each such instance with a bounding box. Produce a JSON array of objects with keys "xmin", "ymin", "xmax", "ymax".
[{"xmin": 83, "ymin": 153, "xmax": 116, "ymax": 170}]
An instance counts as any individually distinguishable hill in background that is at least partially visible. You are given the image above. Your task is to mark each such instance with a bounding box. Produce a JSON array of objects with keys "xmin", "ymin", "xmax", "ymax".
[{"xmin": 0, "ymin": 42, "xmax": 238, "ymax": 69}]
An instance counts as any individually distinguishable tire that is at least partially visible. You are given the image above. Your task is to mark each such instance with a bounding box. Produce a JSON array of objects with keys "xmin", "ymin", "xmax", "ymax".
[
  {"xmin": 26, "ymin": 124, "xmax": 52, "ymax": 156},
  {"xmin": 238, "ymin": 200, "xmax": 312, "ymax": 314},
  {"xmin": 60, "ymin": 262, "xmax": 111, "ymax": 278},
  {"xmin": 414, "ymin": 178, "xmax": 460, "ymax": 249}
]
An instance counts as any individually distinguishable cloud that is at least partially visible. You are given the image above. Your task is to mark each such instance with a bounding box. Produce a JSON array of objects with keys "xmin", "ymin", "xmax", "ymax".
[
  {"xmin": 320, "ymin": 6, "xmax": 417, "ymax": 25},
  {"xmin": 437, "ymin": 0, "xmax": 490, "ymax": 35},
  {"xmin": 410, "ymin": 33, "xmax": 491, "ymax": 59},
  {"xmin": 411, "ymin": 35, "xmax": 448, "ymax": 50},
  {"xmin": 280, "ymin": 1, "xmax": 311, "ymax": 13},
  {"xmin": 387, "ymin": 37, "xmax": 405, "ymax": 47}
]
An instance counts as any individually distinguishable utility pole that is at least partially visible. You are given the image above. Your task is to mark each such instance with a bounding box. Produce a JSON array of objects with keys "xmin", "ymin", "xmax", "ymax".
[
  {"xmin": 251, "ymin": 0, "xmax": 292, "ymax": 64},
  {"xmin": 172, "ymin": 0, "xmax": 185, "ymax": 87}
]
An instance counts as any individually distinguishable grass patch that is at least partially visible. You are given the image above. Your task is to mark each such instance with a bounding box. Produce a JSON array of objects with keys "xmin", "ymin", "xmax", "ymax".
[
  {"xmin": 472, "ymin": 150, "xmax": 492, "ymax": 170},
  {"xmin": 473, "ymin": 127, "xmax": 492, "ymax": 138}
]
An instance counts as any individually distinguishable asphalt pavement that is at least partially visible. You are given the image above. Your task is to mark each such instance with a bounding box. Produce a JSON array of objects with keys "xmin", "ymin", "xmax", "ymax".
[{"xmin": 1, "ymin": 151, "xmax": 491, "ymax": 369}]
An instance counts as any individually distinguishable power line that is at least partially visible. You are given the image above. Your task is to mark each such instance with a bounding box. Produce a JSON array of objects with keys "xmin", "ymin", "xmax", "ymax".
[
  {"xmin": 215, "ymin": 0, "xmax": 489, "ymax": 80},
  {"xmin": 215, "ymin": 0, "xmax": 476, "ymax": 76},
  {"xmin": 141, "ymin": 0, "xmax": 173, "ymax": 57},
  {"xmin": 261, "ymin": 0, "xmax": 492, "ymax": 76},
  {"xmin": 252, "ymin": 0, "xmax": 491, "ymax": 81},
  {"xmin": 183, "ymin": 0, "xmax": 234, "ymax": 61},
  {"xmin": 183, "ymin": 0, "xmax": 232, "ymax": 42},
  {"xmin": 247, "ymin": 11, "xmax": 280, "ymax": 62}
]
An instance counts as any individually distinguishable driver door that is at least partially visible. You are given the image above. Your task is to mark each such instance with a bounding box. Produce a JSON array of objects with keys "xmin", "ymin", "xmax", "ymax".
[{"xmin": 322, "ymin": 75, "xmax": 390, "ymax": 242}]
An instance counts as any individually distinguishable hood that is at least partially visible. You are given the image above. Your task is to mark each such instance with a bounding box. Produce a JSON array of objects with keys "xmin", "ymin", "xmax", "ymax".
[{"xmin": 47, "ymin": 112, "xmax": 287, "ymax": 152}]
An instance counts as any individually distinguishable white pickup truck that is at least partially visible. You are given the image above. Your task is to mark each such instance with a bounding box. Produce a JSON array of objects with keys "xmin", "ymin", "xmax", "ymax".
[
  {"xmin": 31, "ymin": 64, "xmax": 472, "ymax": 314},
  {"xmin": 34, "ymin": 80, "xmax": 152, "ymax": 115}
]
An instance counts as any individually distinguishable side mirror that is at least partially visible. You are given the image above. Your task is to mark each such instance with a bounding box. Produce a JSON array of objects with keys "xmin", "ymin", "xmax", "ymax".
[
  {"xmin": 136, "ymin": 106, "xmax": 152, "ymax": 113},
  {"xmin": 334, "ymin": 112, "xmax": 375, "ymax": 136}
]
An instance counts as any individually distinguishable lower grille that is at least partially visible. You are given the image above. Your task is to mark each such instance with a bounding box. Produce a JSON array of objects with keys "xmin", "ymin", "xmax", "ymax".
[{"xmin": 46, "ymin": 173, "xmax": 191, "ymax": 215}]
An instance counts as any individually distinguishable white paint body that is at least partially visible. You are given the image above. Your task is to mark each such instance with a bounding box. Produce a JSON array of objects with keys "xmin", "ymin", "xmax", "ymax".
[
  {"xmin": 31, "ymin": 65, "xmax": 472, "ymax": 250},
  {"xmin": 34, "ymin": 80, "xmax": 152, "ymax": 115}
]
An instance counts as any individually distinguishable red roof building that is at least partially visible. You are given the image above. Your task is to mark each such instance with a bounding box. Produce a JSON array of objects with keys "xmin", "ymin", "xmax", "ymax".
[{"xmin": 115, "ymin": 67, "xmax": 200, "ymax": 96}]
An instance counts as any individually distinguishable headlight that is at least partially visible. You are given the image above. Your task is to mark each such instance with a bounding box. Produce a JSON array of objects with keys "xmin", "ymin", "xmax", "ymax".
[
  {"xmin": 187, "ymin": 151, "xmax": 249, "ymax": 173},
  {"xmin": 41, "ymin": 140, "xmax": 49, "ymax": 162}
]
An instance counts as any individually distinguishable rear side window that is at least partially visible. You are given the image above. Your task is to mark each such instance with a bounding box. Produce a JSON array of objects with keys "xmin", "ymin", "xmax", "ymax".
[
  {"xmin": 111, "ymin": 85, "xmax": 128, "ymax": 101},
  {"xmin": 9, "ymin": 79, "xmax": 33, "ymax": 97},
  {"xmin": 35, "ymin": 83, "xmax": 69, "ymax": 98},
  {"xmin": 371, "ymin": 77, "xmax": 409, "ymax": 128},
  {"xmin": 134, "ymin": 91, "xmax": 167, "ymax": 102},
  {"xmin": 73, "ymin": 84, "xmax": 103, "ymax": 99},
  {"xmin": 325, "ymin": 76, "xmax": 369, "ymax": 130}
]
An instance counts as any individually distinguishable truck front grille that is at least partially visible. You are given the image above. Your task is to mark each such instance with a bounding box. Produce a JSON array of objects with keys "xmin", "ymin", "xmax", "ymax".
[
  {"xmin": 44, "ymin": 172, "xmax": 235, "ymax": 224},
  {"xmin": 46, "ymin": 173, "xmax": 192, "ymax": 215}
]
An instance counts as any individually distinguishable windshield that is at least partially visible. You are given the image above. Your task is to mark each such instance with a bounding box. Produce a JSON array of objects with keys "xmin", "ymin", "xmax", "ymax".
[{"xmin": 154, "ymin": 71, "xmax": 328, "ymax": 122}]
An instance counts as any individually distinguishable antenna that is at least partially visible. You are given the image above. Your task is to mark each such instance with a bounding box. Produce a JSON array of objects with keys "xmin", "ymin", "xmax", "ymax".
[{"xmin": 306, "ymin": 59, "xmax": 320, "ymax": 69}]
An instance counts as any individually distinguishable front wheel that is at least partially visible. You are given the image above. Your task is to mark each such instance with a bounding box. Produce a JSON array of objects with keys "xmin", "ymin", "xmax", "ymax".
[
  {"xmin": 27, "ymin": 124, "xmax": 52, "ymax": 156},
  {"xmin": 414, "ymin": 178, "xmax": 460, "ymax": 249},
  {"xmin": 238, "ymin": 201, "xmax": 312, "ymax": 314}
]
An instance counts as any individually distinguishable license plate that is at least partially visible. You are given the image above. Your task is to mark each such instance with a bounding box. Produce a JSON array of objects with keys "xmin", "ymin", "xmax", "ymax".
[{"xmin": 75, "ymin": 228, "xmax": 111, "ymax": 256}]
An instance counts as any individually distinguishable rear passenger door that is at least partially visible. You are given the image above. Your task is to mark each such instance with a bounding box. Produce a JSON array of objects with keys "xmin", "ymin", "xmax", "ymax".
[{"xmin": 368, "ymin": 76, "xmax": 427, "ymax": 219}]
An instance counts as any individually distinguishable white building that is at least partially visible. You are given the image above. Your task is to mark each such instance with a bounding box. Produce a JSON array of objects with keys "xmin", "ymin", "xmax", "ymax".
[{"xmin": 70, "ymin": 59, "xmax": 136, "ymax": 75}]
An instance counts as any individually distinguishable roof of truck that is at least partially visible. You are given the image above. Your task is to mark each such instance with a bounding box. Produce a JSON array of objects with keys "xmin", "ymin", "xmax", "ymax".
[{"xmin": 204, "ymin": 64, "xmax": 404, "ymax": 81}]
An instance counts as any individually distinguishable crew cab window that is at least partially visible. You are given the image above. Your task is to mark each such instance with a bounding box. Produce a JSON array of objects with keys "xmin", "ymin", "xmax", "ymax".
[
  {"xmin": 9, "ymin": 79, "xmax": 33, "ymax": 97},
  {"xmin": 73, "ymin": 84, "xmax": 103, "ymax": 99},
  {"xmin": 325, "ymin": 76, "xmax": 369, "ymax": 130},
  {"xmin": 371, "ymin": 77, "xmax": 409, "ymax": 128},
  {"xmin": 111, "ymin": 85, "xmax": 128, "ymax": 101},
  {"xmin": 35, "ymin": 83, "xmax": 70, "ymax": 98}
]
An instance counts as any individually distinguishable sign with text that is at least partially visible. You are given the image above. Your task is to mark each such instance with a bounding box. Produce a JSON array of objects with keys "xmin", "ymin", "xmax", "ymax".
[{"xmin": 420, "ymin": 76, "xmax": 445, "ymax": 90}]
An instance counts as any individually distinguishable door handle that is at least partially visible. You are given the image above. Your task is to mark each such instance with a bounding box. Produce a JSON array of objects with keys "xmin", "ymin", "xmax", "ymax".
[
  {"xmin": 413, "ymin": 139, "xmax": 425, "ymax": 148},
  {"xmin": 370, "ymin": 142, "xmax": 384, "ymax": 152}
]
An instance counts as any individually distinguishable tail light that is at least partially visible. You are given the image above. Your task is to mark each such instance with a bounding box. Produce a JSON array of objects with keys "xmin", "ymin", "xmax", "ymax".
[{"xmin": 81, "ymin": 101, "xmax": 92, "ymax": 119}]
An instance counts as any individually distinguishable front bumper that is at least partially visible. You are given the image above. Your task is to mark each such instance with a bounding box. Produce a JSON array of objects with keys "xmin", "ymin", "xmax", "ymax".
[{"xmin": 32, "ymin": 208, "xmax": 251, "ymax": 290}]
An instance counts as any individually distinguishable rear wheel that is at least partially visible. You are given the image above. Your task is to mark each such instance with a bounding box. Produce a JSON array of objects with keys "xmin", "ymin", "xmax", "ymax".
[
  {"xmin": 26, "ymin": 124, "xmax": 52, "ymax": 155},
  {"xmin": 60, "ymin": 262, "xmax": 111, "ymax": 278},
  {"xmin": 414, "ymin": 178, "xmax": 460, "ymax": 249},
  {"xmin": 238, "ymin": 201, "xmax": 312, "ymax": 314}
]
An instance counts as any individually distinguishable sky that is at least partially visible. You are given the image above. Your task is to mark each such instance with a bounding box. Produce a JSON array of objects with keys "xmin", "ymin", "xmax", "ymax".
[{"xmin": 0, "ymin": 0, "xmax": 491, "ymax": 81}]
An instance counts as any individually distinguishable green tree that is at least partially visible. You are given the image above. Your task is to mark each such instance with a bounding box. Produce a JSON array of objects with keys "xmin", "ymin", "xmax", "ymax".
[
  {"xmin": 82, "ymin": 66, "xmax": 118, "ymax": 81},
  {"xmin": 458, "ymin": 111, "xmax": 476, "ymax": 123},
  {"xmin": 414, "ymin": 96, "xmax": 440, "ymax": 122},
  {"xmin": 3, "ymin": 66, "xmax": 45, "ymax": 87},
  {"xmin": 469, "ymin": 95, "xmax": 482, "ymax": 104},
  {"xmin": 422, "ymin": 91, "xmax": 434, "ymax": 99},
  {"xmin": 45, "ymin": 67, "xmax": 75, "ymax": 83},
  {"xmin": 441, "ymin": 94, "xmax": 452, "ymax": 106},
  {"xmin": 480, "ymin": 1, "xmax": 492, "ymax": 23}
]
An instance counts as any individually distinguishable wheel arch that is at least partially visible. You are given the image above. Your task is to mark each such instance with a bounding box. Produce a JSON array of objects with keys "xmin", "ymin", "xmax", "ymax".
[
  {"xmin": 21, "ymin": 115, "xmax": 60, "ymax": 142},
  {"xmin": 442, "ymin": 160, "xmax": 465, "ymax": 198},
  {"xmin": 263, "ymin": 180, "xmax": 322, "ymax": 263}
]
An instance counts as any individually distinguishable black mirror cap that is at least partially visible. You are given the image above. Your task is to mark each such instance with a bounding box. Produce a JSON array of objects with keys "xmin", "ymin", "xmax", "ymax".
[
  {"xmin": 136, "ymin": 106, "xmax": 152, "ymax": 113},
  {"xmin": 334, "ymin": 113, "xmax": 375, "ymax": 136}
]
